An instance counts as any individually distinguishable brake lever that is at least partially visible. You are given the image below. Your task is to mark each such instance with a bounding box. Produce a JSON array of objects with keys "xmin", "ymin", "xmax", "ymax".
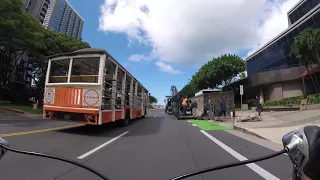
[
  {"xmin": 0, "ymin": 138, "xmax": 9, "ymax": 160},
  {"xmin": 282, "ymin": 127, "xmax": 310, "ymax": 180}
]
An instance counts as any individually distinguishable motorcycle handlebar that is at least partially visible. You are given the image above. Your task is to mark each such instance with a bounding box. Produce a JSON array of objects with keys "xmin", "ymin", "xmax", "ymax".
[
  {"xmin": 171, "ymin": 149, "xmax": 288, "ymax": 180},
  {"xmin": 0, "ymin": 142, "xmax": 111, "ymax": 180}
]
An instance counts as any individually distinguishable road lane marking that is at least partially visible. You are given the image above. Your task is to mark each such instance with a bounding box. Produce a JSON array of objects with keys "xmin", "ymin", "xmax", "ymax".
[
  {"xmin": 0, "ymin": 124, "xmax": 85, "ymax": 137},
  {"xmin": 77, "ymin": 131, "xmax": 129, "ymax": 159},
  {"xmin": 153, "ymin": 115, "xmax": 157, "ymax": 118},
  {"xmin": 200, "ymin": 130, "xmax": 280, "ymax": 180},
  {"xmin": 0, "ymin": 123, "xmax": 29, "ymax": 126},
  {"xmin": 192, "ymin": 124, "xmax": 197, "ymax": 127}
]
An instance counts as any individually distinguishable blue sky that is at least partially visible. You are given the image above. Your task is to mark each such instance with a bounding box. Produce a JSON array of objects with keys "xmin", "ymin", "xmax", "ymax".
[
  {"xmin": 67, "ymin": 0, "xmax": 295, "ymax": 105},
  {"xmin": 68, "ymin": 0, "xmax": 202, "ymax": 105}
]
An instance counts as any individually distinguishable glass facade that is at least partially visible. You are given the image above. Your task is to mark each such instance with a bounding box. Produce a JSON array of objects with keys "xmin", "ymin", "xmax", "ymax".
[
  {"xmin": 49, "ymin": 0, "xmax": 67, "ymax": 32},
  {"xmin": 67, "ymin": 11, "xmax": 76, "ymax": 36},
  {"xmin": 60, "ymin": 5, "xmax": 72, "ymax": 34},
  {"xmin": 72, "ymin": 16, "xmax": 80, "ymax": 38},
  {"xmin": 247, "ymin": 5, "xmax": 320, "ymax": 76},
  {"xmin": 43, "ymin": 0, "xmax": 84, "ymax": 38},
  {"xmin": 289, "ymin": 0, "xmax": 320, "ymax": 24},
  {"xmin": 24, "ymin": 0, "xmax": 83, "ymax": 38},
  {"xmin": 77, "ymin": 20, "xmax": 84, "ymax": 39}
]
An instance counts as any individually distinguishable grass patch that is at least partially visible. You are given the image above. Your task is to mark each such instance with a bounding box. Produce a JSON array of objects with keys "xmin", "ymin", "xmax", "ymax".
[
  {"xmin": 189, "ymin": 120, "xmax": 232, "ymax": 131},
  {"xmin": 0, "ymin": 101, "xmax": 43, "ymax": 114}
]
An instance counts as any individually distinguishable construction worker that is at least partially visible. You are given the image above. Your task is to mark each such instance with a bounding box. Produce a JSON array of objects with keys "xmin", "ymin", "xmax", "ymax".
[
  {"xmin": 181, "ymin": 97, "xmax": 189, "ymax": 115},
  {"xmin": 191, "ymin": 100, "xmax": 198, "ymax": 117}
]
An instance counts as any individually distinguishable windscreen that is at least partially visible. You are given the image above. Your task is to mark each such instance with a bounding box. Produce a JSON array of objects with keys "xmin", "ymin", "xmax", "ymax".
[
  {"xmin": 70, "ymin": 57, "xmax": 100, "ymax": 83},
  {"xmin": 49, "ymin": 59, "xmax": 70, "ymax": 83}
]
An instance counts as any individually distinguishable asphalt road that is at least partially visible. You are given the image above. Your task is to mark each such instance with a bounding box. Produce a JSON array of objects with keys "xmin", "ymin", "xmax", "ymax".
[{"xmin": 0, "ymin": 109, "xmax": 293, "ymax": 180}]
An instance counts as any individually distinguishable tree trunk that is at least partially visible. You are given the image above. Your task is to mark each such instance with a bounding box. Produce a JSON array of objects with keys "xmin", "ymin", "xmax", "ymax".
[
  {"xmin": 305, "ymin": 63, "xmax": 320, "ymax": 93},
  {"xmin": 307, "ymin": 58, "xmax": 320, "ymax": 92},
  {"xmin": 314, "ymin": 51, "xmax": 320, "ymax": 65}
]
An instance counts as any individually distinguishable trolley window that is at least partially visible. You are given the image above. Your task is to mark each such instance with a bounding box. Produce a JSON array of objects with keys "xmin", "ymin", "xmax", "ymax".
[
  {"xmin": 70, "ymin": 57, "xmax": 100, "ymax": 83},
  {"xmin": 49, "ymin": 59, "xmax": 70, "ymax": 83}
]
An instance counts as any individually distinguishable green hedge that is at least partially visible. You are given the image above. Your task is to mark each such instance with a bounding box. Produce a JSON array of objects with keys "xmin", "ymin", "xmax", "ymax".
[
  {"xmin": 307, "ymin": 94, "xmax": 320, "ymax": 104},
  {"xmin": 245, "ymin": 99, "xmax": 257, "ymax": 108},
  {"xmin": 263, "ymin": 94, "xmax": 320, "ymax": 106}
]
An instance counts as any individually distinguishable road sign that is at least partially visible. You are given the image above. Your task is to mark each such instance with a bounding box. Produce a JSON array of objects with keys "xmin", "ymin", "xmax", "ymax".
[
  {"xmin": 240, "ymin": 85, "xmax": 243, "ymax": 114},
  {"xmin": 240, "ymin": 85, "xmax": 244, "ymax": 95}
]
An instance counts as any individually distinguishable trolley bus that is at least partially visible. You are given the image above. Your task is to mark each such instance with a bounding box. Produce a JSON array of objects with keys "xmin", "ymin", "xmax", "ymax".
[{"xmin": 43, "ymin": 48, "xmax": 149, "ymax": 126}]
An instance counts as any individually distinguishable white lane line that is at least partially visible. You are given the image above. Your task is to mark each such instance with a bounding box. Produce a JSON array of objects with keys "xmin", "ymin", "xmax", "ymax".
[
  {"xmin": 200, "ymin": 130, "xmax": 280, "ymax": 180},
  {"xmin": 77, "ymin": 131, "xmax": 129, "ymax": 159},
  {"xmin": 153, "ymin": 115, "xmax": 157, "ymax": 118},
  {"xmin": 192, "ymin": 124, "xmax": 197, "ymax": 127},
  {"xmin": 0, "ymin": 123, "xmax": 28, "ymax": 126}
]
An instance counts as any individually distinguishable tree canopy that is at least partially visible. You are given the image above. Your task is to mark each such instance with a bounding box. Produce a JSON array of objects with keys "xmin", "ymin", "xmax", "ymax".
[
  {"xmin": 291, "ymin": 28, "xmax": 320, "ymax": 93},
  {"xmin": 291, "ymin": 28, "xmax": 320, "ymax": 65},
  {"xmin": 177, "ymin": 54, "xmax": 246, "ymax": 98},
  {"xmin": 149, "ymin": 96, "xmax": 158, "ymax": 104},
  {"xmin": 0, "ymin": 0, "xmax": 90, "ymax": 103},
  {"xmin": 0, "ymin": 0, "xmax": 45, "ymax": 87}
]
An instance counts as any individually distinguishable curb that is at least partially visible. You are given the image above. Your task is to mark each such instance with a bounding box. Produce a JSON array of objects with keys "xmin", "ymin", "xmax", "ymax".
[
  {"xmin": 233, "ymin": 125, "xmax": 268, "ymax": 140},
  {"xmin": 0, "ymin": 106, "xmax": 25, "ymax": 114}
]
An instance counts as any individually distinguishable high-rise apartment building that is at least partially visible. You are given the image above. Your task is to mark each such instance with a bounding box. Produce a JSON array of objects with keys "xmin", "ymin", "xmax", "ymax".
[{"xmin": 24, "ymin": 0, "xmax": 84, "ymax": 39}]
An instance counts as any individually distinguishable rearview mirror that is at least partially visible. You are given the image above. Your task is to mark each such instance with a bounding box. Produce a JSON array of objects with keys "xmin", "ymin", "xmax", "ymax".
[{"xmin": 0, "ymin": 138, "xmax": 9, "ymax": 160}]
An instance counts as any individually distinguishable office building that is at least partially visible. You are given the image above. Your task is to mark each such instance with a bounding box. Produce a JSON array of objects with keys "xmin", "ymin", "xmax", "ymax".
[
  {"xmin": 244, "ymin": 0, "xmax": 320, "ymax": 101},
  {"xmin": 24, "ymin": 0, "xmax": 84, "ymax": 39}
]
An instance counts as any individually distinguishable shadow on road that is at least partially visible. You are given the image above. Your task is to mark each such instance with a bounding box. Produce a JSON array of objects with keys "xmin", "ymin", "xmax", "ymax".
[{"xmin": 57, "ymin": 115, "xmax": 164, "ymax": 137}]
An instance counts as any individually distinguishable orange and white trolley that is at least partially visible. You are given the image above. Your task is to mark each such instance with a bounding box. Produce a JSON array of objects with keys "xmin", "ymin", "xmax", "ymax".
[{"xmin": 43, "ymin": 48, "xmax": 149, "ymax": 126}]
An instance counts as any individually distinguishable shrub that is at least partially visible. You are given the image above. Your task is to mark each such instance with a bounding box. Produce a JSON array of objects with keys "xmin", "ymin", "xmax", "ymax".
[
  {"xmin": 263, "ymin": 93, "xmax": 320, "ymax": 106},
  {"xmin": 307, "ymin": 94, "xmax": 320, "ymax": 104},
  {"xmin": 245, "ymin": 99, "xmax": 257, "ymax": 108},
  {"xmin": 264, "ymin": 96, "xmax": 304, "ymax": 106}
]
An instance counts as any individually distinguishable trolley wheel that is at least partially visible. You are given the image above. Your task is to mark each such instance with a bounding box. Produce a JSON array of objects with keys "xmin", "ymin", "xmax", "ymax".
[
  {"xmin": 141, "ymin": 109, "xmax": 146, "ymax": 118},
  {"xmin": 118, "ymin": 112, "xmax": 130, "ymax": 127}
]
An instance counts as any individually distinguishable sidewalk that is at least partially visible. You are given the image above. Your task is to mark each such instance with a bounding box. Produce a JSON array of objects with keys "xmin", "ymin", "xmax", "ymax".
[{"xmin": 234, "ymin": 109, "xmax": 320, "ymax": 144}]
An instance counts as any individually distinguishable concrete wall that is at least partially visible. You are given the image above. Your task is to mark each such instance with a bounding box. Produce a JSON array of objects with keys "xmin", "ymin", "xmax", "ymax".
[
  {"xmin": 249, "ymin": 66, "xmax": 305, "ymax": 86},
  {"xmin": 263, "ymin": 80, "xmax": 304, "ymax": 100},
  {"xmin": 282, "ymin": 80, "xmax": 303, "ymax": 98},
  {"xmin": 265, "ymin": 83, "xmax": 283, "ymax": 100}
]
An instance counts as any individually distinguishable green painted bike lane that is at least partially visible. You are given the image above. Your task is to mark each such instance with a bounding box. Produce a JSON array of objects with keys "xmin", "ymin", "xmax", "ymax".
[{"xmin": 188, "ymin": 120, "xmax": 232, "ymax": 130}]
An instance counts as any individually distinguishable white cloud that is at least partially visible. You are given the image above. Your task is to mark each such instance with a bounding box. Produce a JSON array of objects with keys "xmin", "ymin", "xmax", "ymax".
[
  {"xmin": 155, "ymin": 61, "xmax": 181, "ymax": 74},
  {"xmin": 128, "ymin": 54, "xmax": 146, "ymax": 62},
  {"xmin": 246, "ymin": 0, "xmax": 300, "ymax": 57},
  {"xmin": 128, "ymin": 53, "xmax": 155, "ymax": 62},
  {"xmin": 99, "ymin": 0, "xmax": 300, "ymax": 70}
]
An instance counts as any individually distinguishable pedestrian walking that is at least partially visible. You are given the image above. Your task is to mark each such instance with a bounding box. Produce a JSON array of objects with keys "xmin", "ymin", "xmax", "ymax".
[
  {"xmin": 219, "ymin": 97, "xmax": 226, "ymax": 117},
  {"xmin": 256, "ymin": 95, "xmax": 263, "ymax": 120}
]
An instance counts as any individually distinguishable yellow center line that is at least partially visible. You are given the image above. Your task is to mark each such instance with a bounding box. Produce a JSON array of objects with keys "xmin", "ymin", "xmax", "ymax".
[{"xmin": 0, "ymin": 124, "xmax": 85, "ymax": 137}]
